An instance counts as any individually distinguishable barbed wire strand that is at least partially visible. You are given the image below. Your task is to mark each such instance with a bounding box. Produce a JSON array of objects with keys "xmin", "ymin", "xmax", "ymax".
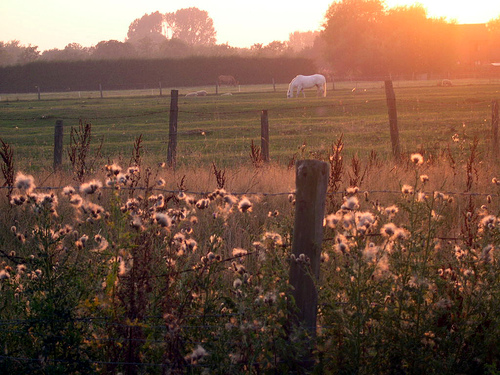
[{"xmin": 0, "ymin": 184, "xmax": 497, "ymax": 198}]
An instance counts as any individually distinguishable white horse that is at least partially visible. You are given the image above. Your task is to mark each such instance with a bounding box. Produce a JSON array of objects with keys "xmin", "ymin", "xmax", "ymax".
[{"xmin": 287, "ymin": 74, "xmax": 327, "ymax": 98}]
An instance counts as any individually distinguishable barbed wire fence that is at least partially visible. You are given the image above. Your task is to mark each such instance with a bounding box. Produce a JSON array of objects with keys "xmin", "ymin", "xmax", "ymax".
[
  {"xmin": 1, "ymin": 155, "xmax": 499, "ymax": 371},
  {"xmin": 2, "ymin": 136, "xmax": 500, "ymax": 372}
]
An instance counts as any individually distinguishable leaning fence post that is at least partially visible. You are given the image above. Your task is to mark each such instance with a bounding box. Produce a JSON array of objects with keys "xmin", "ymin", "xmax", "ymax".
[
  {"xmin": 289, "ymin": 160, "xmax": 329, "ymax": 340},
  {"xmin": 492, "ymin": 100, "xmax": 499, "ymax": 159},
  {"xmin": 384, "ymin": 80, "xmax": 401, "ymax": 160},
  {"xmin": 53, "ymin": 120, "xmax": 64, "ymax": 171},
  {"xmin": 261, "ymin": 110, "xmax": 270, "ymax": 162},
  {"xmin": 167, "ymin": 90, "xmax": 179, "ymax": 169}
]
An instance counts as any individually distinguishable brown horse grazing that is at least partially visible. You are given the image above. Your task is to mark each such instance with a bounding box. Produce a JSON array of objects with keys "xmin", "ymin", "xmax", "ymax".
[{"xmin": 218, "ymin": 75, "xmax": 238, "ymax": 86}]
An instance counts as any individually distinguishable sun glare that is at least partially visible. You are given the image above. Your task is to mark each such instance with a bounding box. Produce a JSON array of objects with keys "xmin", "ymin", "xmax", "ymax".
[
  {"xmin": 1, "ymin": 0, "xmax": 500, "ymax": 52},
  {"xmin": 386, "ymin": 0, "xmax": 500, "ymax": 24}
]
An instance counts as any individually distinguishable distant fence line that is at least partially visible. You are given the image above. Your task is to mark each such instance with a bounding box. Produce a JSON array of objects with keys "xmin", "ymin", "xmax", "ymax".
[
  {"xmin": 3, "ymin": 74, "xmax": 500, "ymax": 102},
  {"xmin": 1, "ymin": 83, "xmax": 499, "ymax": 171},
  {"xmin": 0, "ymin": 97, "xmax": 494, "ymax": 123}
]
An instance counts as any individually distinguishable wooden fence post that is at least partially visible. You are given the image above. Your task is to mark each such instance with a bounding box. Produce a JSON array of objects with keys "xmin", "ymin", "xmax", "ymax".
[
  {"xmin": 36, "ymin": 86, "xmax": 41, "ymax": 100},
  {"xmin": 493, "ymin": 100, "xmax": 499, "ymax": 159},
  {"xmin": 167, "ymin": 90, "xmax": 179, "ymax": 169},
  {"xmin": 289, "ymin": 160, "xmax": 329, "ymax": 339},
  {"xmin": 384, "ymin": 80, "xmax": 401, "ymax": 160},
  {"xmin": 99, "ymin": 83, "xmax": 103, "ymax": 99},
  {"xmin": 159, "ymin": 81, "xmax": 163, "ymax": 97},
  {"xmin": 216, "ymin": 83, "xmax": 219, "ymax": 95},
  {"xmin": 53, "ymin": 120, "xmax": 63, "ymax": 171},
  {"xmin": 272, "ymin": 78, "xmax": 276, "ymax": 92},
  {"xmin": 261, "ymin": 110, "xmax": 270, "ymax": 162}
]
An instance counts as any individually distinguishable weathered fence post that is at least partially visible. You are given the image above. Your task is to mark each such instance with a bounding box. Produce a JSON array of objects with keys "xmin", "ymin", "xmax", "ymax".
[
  {"xmin": 215, "ymin": 82, "xmax": 219, "ymax": 95},
  {"xmin": 493, "ymin": 100, "xmax": 499, "ymax": 159},
  {"xmin": 261, "ymin": 110, "xmax": 270, "ymax": 162},
  {"xmin": 99, "ymin": 83, "xmax": 103, "ymax": 99},
  {"xmin": 167, "ymin": 90, "xmax": 179, "ymax": 169},
  {"xmin": 384, "ymin": 80, "xmax": 401, "ymax": 160},
  {"xmin": 159, "ymin": 81, "xmax": 163, "ymax": 97},
  {"xmin": 289, "ymin": 160, "xmax": 329, "ymax": 340},
  {"xmin": 53, "ymin": 120, "xmax": 64, "ymax": 171},
  {"xmin": 36, "ymin": 86, "xmax": 41, "ymax": 100},
  {"xmin": 272, "ymin": 78, "xmax": 276, "ymax": 92}
]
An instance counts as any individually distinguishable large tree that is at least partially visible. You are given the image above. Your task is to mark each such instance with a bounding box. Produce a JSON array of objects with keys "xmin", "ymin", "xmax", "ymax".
[
  {"xmin": 288, "ymin": 31, "xmax": 319, "ymax": 53},
  {"xmin": 320, "ymin": 0, "xmax": 458, "ymax": 77},
  {"xmin": 126, "ymin": 11, "xmax": 167, "ymax": 57},
  {"xmin": 383, "ymin": 6, "xmax": 455, "ymax": 76},
  {"xmin": 488, "ymin": 16, "xmax": 500, "ymax": 62},
  {"xmin": 383, "ymin": 5, "xmax": 429, "ymax": 75},
  {"xmin": 164, "ymin": 8, "xmax": 216, "ymax": 46},
  {"xmin": 0, "ymin": 41, "xmax": 40, "ymax": 66},
  {"xmin": 321, "ymin": 0, "xmax": 386, "ymax": 76},
  {"xmin": 127, "ymin": 11, "xmax": 165, "ymax": 43}
]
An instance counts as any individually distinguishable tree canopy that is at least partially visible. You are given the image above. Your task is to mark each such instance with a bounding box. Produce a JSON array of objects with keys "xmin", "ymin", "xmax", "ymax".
[
  {"xmin": 320, "ymin": 0, "xmax": 459, "ymax": 77},
  {"xmin": 165, "ymin": 8, "xmax": 216, "ymax": 46},
  {"xmin": 2, "ymin": 2, "xmax": 500, "ymax": 76}
]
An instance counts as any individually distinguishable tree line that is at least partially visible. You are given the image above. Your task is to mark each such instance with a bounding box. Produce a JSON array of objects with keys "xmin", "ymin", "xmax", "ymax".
[
  {"xmin": 1, "ymin": 1, "xmax": 500, "ymax": 79},
  {"xmin": 0, "ymin": 7, "xmax": 319, "ymax": 67},
  {"xmin": 319, "ymin": 0, "xmax": 500, "ymax": 77},
  {"xmin": 0, "ymin": 56, "xmax": 315, "ymax": 93}
]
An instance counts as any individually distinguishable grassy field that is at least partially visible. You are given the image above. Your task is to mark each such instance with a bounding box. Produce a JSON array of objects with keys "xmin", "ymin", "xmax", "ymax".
[
  {"xmin": 3, "ymin": 80, "xmax": 500, "ymax": 373},
  {"xmin": 1, "ymin": 79, "xmax": 500, "ymax": 172}
]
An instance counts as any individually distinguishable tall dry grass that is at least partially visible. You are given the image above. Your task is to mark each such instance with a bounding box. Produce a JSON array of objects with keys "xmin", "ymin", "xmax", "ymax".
[{"xmin": 1, "ymin": 132, "xmax": 500, "ymax": 373}]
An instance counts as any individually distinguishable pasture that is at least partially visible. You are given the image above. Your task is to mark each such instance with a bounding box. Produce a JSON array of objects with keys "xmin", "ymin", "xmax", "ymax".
[
  {"xmin": 1, "ymin": 79, "xmax": 499, "ymax": 172},
  {"xmin": 2, "ymin": 79, "xmax": 500, "ymax": 373}
]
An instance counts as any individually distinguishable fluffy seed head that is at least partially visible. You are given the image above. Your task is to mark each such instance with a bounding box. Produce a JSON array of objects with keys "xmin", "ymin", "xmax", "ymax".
[
  {"xmin": 410, "ymin": 153, "xmax": 424, "ymax": 165},
  {"xmin": 14, "ymin": 172, "xmax": 36, "ymax": 194}
]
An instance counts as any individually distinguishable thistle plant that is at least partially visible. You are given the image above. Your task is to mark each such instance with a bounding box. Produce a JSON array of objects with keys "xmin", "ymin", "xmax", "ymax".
[
  {"xmin": 1, "ymin": 146, "xmax": 500, "ymax": 374},
  {"xmin": 318, "ymin": 152, "xmax": 500, "ymax": 374}
]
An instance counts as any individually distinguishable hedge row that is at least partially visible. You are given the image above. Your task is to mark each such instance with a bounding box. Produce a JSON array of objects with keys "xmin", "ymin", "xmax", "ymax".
[{"xmin": 0, "ymin": 56, "xmax": 316, "ymax": 93}]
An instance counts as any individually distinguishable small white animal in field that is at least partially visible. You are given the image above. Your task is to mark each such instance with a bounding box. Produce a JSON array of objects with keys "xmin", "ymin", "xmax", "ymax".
[
  {"xmin": 287, "ymin": 74, "xmax": 327, "ymax": 98},
  {"xmin": 186, "ymin": 90, "xmax": 208, "ymax": 97}
]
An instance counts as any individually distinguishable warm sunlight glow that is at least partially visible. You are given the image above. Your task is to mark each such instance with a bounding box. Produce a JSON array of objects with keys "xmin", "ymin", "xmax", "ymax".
[
  {"xmin": 0, "ymin": 0, "xmax": 499, "ymax": 51},
  {"xmin": 385, "ymin": 0, "xmax": 500, "ymax": 24}
]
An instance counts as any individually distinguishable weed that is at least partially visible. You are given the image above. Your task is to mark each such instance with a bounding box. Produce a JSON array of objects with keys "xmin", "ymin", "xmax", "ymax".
[
  {"xmin": 249, "ymin": 140, "xmax": 263, "ymax": 168},
  {"xmin": 0, "ymin": 137, "xmax": 14, "ymax": 199},
  {"xmin": 68, "ymin": 120, "xmax": 103, "ymax": 182}
]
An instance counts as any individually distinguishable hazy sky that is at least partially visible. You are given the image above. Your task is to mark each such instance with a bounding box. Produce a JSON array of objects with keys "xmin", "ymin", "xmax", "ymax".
[{"xmin": 1, "ymin": 0, "xmax": 500, "ymax": 52}]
